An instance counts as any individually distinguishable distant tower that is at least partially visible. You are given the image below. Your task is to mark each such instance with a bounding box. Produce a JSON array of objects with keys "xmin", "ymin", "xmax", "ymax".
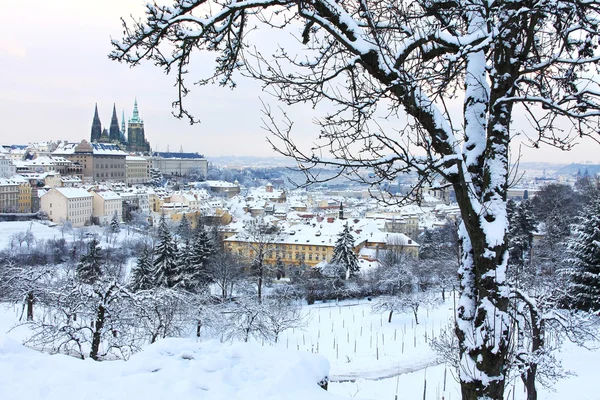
[
  {"xmin": 127, "ymin": 98, "xmax": 150, "ymax": 152},
  {"xmin": 91, "ymin": 104, "xmax": 102, "ymax": 142},
  {"xmin": 339, "ymin": 202, "xmax": 344, "ymax": 220},
  {"xmin": 109, "ymin": 104, "xmax": 121, "ymax": 142},
  {"xmin": 120, "ymin": 110, "xmax": 126, "ymax": 143}
]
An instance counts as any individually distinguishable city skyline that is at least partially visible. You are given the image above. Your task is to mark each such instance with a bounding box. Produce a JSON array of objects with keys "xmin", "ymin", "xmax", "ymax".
[{"xmin": 1, "ymin": 0, "xmax": 599, "ymax": 164}]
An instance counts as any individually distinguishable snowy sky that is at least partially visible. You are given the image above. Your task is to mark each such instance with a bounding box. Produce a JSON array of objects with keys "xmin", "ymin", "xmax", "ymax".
[{"xmin": 1, "ymin": 0, "xmax": 599, "ymax": 163}]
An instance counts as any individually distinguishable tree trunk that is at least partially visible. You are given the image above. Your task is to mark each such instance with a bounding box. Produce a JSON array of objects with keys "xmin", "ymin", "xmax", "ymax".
[
  {"xmin": 257, "ymin": 271, "xmax": 263, "ymax": 303},
  {"xmin": 522, "ymin": 367, "xmax": 538, "ymax": 400},
  {"xmin": 453, "ymin": 187, "xmax": 510, "ymax": 400},
  {"xmin": 90, "ymin": 304, "xmax": 105, "ymax": 360},
  {"xmin": 26, "ymin": 291, "xmax": 34, "ymax": 321}
]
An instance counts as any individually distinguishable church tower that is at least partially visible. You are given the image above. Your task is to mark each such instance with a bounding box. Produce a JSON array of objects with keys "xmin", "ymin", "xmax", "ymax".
[
  {"xmin": 127, "ymin": 99, "xmax": 150, "ymax": 152},
  {"xmin": 90, "ymin": 104, "xmax": 102, "ymax": 142},
  {"xmin": 109, "ymin": 104, "xmax": 121, "ymax": 142},
  {"xmin": 120, "ymin": 110, "xmax": 126, "ymax": 143}
]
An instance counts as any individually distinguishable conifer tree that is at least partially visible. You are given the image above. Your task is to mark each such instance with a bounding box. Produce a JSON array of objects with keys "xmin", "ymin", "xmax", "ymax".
[
  {"xmin": 109, "ymin": 211, "xmax": 121, "ymax": 235},
  {"xmin": 508, "ymin": 200, "xmax": 536, "ymax": 283},
  {"xmin": 331, "ymin": 224, "xmax": 359, "ymax": 279},
  {"xmin": 275, "ymin": 256, "xmax": 285, "ymax": 280},
  {"xmin": 566, "ymin": 198, "xmax": 600, "ymax": 312},
  {"xmin": 187, "ymin": 224, "xmax": 215, "ymax": 288},
  {"xmin": 130, "ymin": 246, "xmax": 155, "ymax": 291},
  {"xmin": 177, "ymin": 214, "xmax": 191, "ymax": 240},
  {"xmin": 77, "ymin": 238, "xmax": 103, "ymax": 284},
  {"xmin": 153, "ymin": 214, "xmax": 179, "ymax": 288},
  {"xmin": 175, "ymin": 238, "xmax": 200, "ymax": 291}
]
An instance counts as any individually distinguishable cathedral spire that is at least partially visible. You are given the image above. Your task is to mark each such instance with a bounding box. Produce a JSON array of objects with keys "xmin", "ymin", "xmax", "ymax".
[
  {"xmin": 109, "ymin": 104, "xmax": 121, "ymax": 142},
  {"xmin": 130, "ymin": 98, "xmax": 141, "ymax": 123},
  {"xmin": 91, "ymin": 103, "xmax": 102, "ymax": 142}
]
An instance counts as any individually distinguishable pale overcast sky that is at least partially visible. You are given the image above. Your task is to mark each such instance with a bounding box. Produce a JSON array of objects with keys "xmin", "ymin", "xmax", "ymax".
[{"xmin": 1, "ymin": 0, "xmax": 598, "ymax": 163}]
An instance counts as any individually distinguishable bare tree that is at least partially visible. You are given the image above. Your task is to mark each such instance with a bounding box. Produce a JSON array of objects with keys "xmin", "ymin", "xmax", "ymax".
[
  {"xmin": 111, "ymin": 2, "xmax": 600, "ymax": 398},
  {"xmin": 261, "ymin": 296, "xmax": 307, "ymax": 343},
  {"xmin": 134, "ymin": 288, "xmax": 200, "ymax": 344},
  {"xmin": 0, "ymin": 262, "xmax": 53, "ymax": 321},
  {"xmin": 208, "ymin": 251, "xmax": 244, "ymax": 301},
  {"xmin": 24, "ymin": 277, "xmax": 140, "ymax": 360},
  {"xmin": 237, "ymin": 217, "xmax": 282, "ymax": 302}
]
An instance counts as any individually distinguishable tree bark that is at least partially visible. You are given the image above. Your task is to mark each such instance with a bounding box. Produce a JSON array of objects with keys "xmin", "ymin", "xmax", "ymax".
[
  {"xmin": 90, "ymin": 304, "xmax": 105, "ymax": 360},
  {"xmin": 26, "ymin": 291, "xmax": 34, "ymax": 321}
]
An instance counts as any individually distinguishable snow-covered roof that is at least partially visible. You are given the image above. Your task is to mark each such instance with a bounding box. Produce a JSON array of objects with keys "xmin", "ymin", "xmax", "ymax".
[
  {"xmin": 46, "ymin": 187, "xmax": 93, "ymax": 199},
  {"xmin": 54, "ymin": 142, "xmax": 127, "ymax": 156},
  {"xmin": 226, "ymin": 217, "xmax": 398, "ymax": 248},
  {"xmin": 204, "ymin": 180, "xmax": 238, "ymax": 188},
  {"xmin": 93, "ymin": 190, "xmax": 122, "ymax": 201}
]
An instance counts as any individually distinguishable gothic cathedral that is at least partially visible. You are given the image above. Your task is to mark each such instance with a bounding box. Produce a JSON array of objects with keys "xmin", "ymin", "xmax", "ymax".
[{"xmin": 89, "ymin": 100, "xmax": 151, "ymax": 153}]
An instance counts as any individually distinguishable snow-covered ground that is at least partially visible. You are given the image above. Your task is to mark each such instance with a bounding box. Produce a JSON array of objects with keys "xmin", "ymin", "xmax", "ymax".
[
  {"xmin": 1, "ymin": 297, "xmax": 600, "ymax": 400},
  {"xmin": 1, "ymin": 221, "xmax": 599, "ymax": 399},
  {"xmin": 0, "ymin": 334, "xmax": 340, "ymax": 400}
]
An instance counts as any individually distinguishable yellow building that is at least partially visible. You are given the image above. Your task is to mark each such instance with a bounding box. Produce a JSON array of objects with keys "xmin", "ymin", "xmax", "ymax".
[
  {"xmin": 0, "ymin": 178, "xmax": 20, "ymax": 213},
  {"xmin": 224, "ymin": 217, "xmax": 419, "ymax": 268},
  {"xmin": 17, "ymin": 180, "xmax": 32, "ymax": 213}
]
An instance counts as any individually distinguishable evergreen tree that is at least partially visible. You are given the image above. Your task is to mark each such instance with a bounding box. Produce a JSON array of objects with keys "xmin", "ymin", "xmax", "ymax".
[
  {"xmin": 177, "ymin": 214, "xmax": 191, "ymax": 240},
  {"xmin": 109, "ymin": 211, "xmax": 121, "ymax": 235},
  {"xmin": 174, "ymin": 238, "xmax": 194, "ymax": 291},
  {"xmin": 275, "ymin": 256, "xmax": 285, "ymax": 280},
  {"xmin": 566, "ymin": 198, "xmax": 600, "ymax": 312},
  {"xmin": 130, "ymin": 246, "xmax": 154, "ymax": 291},
  {"xmin": 153, "ymin": 214, "xmax": 179, "ymax": 287},
  {"xmin": 508, "ymin": 200, "xmax": 536, "ymax": 283},
  {"xmin": 331, "ymin": 224, "xmax": 359, "ymax": 279},
  {"xmin": 77, "ymin": 238, "xmax": 103, "ymax": 284},
  {"xmin": 188, "ymin": 225, "xmax": 215, "ymax": 286}
]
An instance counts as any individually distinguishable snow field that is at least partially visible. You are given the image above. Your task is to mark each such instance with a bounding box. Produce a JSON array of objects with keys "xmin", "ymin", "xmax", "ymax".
[{"xmin": 247, "ymin": 295, "xmax": 454, "ymax": 382}]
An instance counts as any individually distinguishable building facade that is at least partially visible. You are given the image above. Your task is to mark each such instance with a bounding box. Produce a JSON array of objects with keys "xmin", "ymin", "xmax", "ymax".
[
  {"xmin": 54, "ymin": 140, "xmax": 127, "ymax": 183},
  {"xmin": 149, "ymin": 152, "xmax": 208, "ymax": 177},
  {"xmin": 40, "ymin": 187, "xmax": 93, "ymax": 227},
  {"xmin": 92, "ymin": 190, "xmax": 123, "ymax": 225},
  {"xmin": 126, "ymin": 156, "xmax": 151, "ymax": 184},
  {"xmin": 0, "ymin": 179, "xmax": 19, "ymax": 213}
]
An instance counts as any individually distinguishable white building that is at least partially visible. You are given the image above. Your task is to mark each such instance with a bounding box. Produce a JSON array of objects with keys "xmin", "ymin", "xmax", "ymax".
[
  {"xmin": 92, "ymin": 190, "xmax": 123, "ymax": 225},
  {"xmin": 40, "ymin": 188, "xmax": 93, "ymax": 227},
  {"xmin": 149, "ymin": 152, "xmax": 208, "ymax": 177},
  {"xmin": 0, "ymin": 155, "xmax": 16, "ymax": 178},
  {"xmin": 126, "ymin": 156, "xmax": 151, "ymax": 185}
]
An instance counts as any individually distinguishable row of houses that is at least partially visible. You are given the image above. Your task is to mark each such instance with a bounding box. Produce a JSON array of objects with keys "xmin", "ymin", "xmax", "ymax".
[
  {"xmin": 2, "ymin": 140, "xmax": 209, "ymax": 185},
  {"xmin": 40, "ymin": 188, "xmax": 123, "ymax": 227}
]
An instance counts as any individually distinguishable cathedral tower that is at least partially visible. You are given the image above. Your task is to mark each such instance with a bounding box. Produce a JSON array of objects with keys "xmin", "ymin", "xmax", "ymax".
[
  {"xmin": 109, "ymin": 104, "xmax": 121, "ymax": 142},
  {"xmin": 127, "ymin": 99, "xmax": 150, "ymax": 152},
  {"xmin": 90, "ymin": 104, "xmax": 102, "ymax": 142}
]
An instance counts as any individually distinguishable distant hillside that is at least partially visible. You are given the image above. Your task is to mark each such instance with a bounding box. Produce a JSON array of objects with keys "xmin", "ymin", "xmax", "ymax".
[
  {"xmin": 555, "ymin": 163, "xmax": 600, "ymax": 176},
  {"xmin": 207, "ymin": 155, "xmax": 296, "ymax": 168}
]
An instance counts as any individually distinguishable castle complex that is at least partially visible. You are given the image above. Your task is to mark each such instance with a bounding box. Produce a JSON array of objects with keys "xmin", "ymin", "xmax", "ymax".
[{"xmin": 90, "ymin": 99, "xmax": 150, "ymax": 153}]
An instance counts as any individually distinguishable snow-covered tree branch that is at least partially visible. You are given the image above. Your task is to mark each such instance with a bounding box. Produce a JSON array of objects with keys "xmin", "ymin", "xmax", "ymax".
[{"xmin": 111, "ymin": 1, "xmax": 600, "ymax": 398}]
